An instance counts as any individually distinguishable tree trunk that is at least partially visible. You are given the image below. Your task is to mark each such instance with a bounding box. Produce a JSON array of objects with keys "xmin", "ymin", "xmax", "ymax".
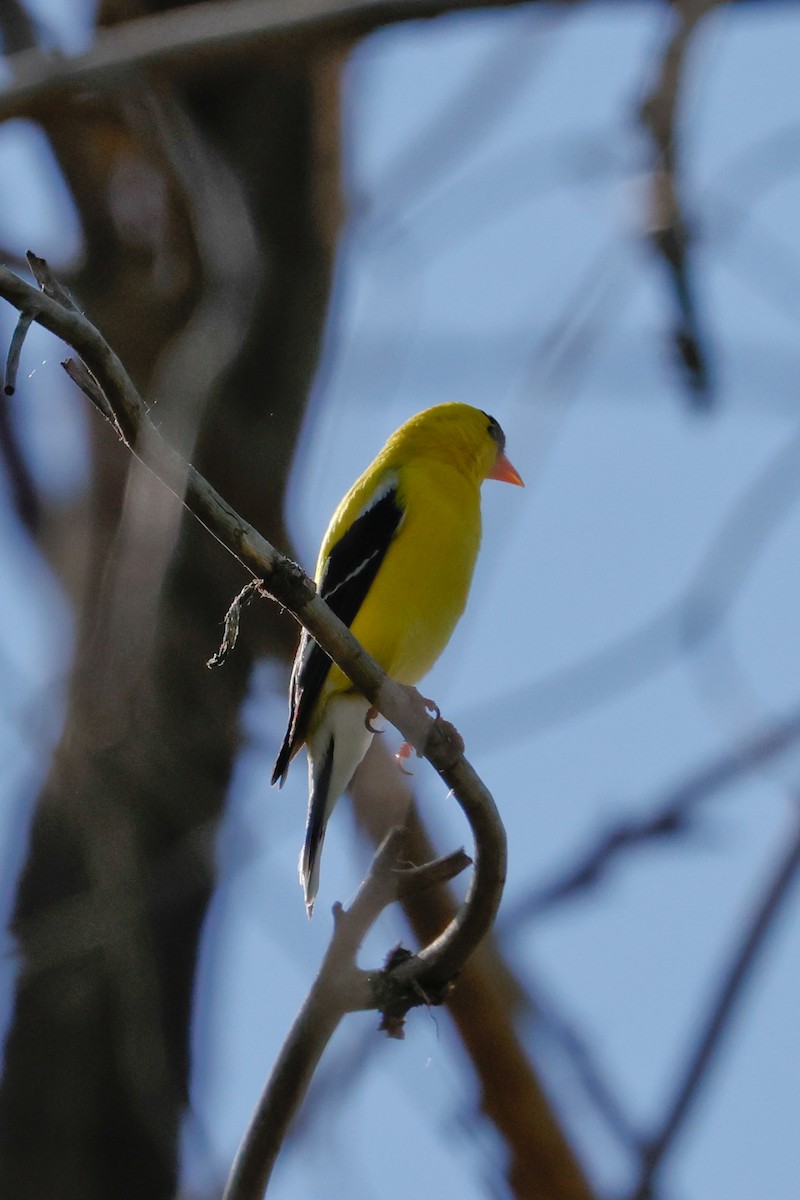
[{"xmin": 0, "ymin": 36, "xmax": 344, "ymax": 1199}]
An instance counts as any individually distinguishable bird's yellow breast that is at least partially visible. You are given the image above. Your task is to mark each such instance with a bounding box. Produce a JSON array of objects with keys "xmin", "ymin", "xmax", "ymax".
[{"xmin": 324, "ymin": 460, "xmax": 481, "ymax": 697}]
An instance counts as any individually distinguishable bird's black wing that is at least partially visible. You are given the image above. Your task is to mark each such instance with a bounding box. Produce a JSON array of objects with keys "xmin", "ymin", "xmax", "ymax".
[{"xmin": 271, "ymin": 475, "xmax": 404, "ymax": 785}]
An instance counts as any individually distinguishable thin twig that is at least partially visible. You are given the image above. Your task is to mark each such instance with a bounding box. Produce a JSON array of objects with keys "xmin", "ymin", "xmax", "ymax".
[
  {"xmin": 206, "ymin": 579, "xmax": 265, "ymax": 667},
  {"xmin": 3, "ymin": 251, "xmax": 77, "ymax": 395},
  {"xmin": 26, "ymin": 250, "xmax": 77, "ymax": 308},
  {"xmin": 4, "ymin": 311, "xmax": 33, "ymax": 395}
]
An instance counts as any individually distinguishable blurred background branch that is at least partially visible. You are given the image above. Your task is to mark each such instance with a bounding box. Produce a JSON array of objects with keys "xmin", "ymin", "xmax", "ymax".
[
  {"xmin": 503, "ymin": 700, "xmax": 800, "ymax": 924},
  {"xmin": 639, "ymin": 0, "xmax": 722, "ymax": 404},
  {"xmin": 0, "ymin": 2, "xmax": 798, "ymax": 1200}
]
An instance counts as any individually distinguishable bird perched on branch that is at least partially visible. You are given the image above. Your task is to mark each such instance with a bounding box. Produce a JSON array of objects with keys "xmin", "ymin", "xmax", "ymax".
[{"xmin": 272, "ymin": 402, "xmax": 524, "ymax": 916}]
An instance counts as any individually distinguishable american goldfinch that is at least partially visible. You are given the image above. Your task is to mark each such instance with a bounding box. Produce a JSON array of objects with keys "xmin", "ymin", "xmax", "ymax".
[{"xmin": 272, "ymin": 402, "xmax": 524, "ymax": 915}]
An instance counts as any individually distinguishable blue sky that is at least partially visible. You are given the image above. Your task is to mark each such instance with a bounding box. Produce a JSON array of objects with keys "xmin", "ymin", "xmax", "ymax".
[{"xmin": 1, "ymin": 4, "xmax": 800, "ymax": 1200}]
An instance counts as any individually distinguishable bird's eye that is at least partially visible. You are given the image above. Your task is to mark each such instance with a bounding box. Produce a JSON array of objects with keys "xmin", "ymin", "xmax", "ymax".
[{"xmin": 482, "ymin": 412, "xmax": 506, "ymax": 453}]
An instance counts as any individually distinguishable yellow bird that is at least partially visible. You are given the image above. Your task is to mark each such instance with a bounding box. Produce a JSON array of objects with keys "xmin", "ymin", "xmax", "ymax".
[{"xmin": 272, "ymin": 403, "xmax": 524, "ymax": 915}]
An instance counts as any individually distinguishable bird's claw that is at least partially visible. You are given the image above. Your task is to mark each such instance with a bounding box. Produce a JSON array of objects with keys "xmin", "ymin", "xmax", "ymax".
[
  {"xmin": 365, "ymin": 705, "xmax": 383, "ymax": 733},
  {"xmin": 391, "ymin": 689, "xmax": 442, "ymax": 775},
  {"xmin": 396, "ymin": 741, "xmax": 414, "ymax": 775}
]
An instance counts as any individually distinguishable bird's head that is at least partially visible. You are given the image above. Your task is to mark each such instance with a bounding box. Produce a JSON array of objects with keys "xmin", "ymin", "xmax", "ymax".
[{"xmin": 388, "ymin": 403, "xmax": 524, "ymax": 488}]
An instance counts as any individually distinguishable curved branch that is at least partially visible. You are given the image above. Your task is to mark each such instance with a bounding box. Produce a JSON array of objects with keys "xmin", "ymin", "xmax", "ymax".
[
  {"xmin": 0, "ymin": 252, "xmax": 507, "ymax": 1020},
  {"xmin": 222, "ymin": 830, "xmax": 471, "ymax": 1200},
  {"xmin": 385, "ymin": 753, "xmax": 506, "ymax": 1000}
]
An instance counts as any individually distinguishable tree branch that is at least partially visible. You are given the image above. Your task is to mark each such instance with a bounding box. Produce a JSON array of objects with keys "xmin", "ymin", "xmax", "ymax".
[
  {"xmin": 639, "ymin": 0, "xmax": 722, "ymax": 405},
  {"xmin": 0, "ymin": 251, "xmax": 507, "ymax": 1020},
  {"xmin": 0, "ymin": 0, "xmax": 779, "ymax": 129},
  {"xmin": 0, "ymin": 0, "xmax": 566, "ymax": 123},
  {"xmin": 223, "ymin": 829, "xmax": 471, "ymax": 1200}
]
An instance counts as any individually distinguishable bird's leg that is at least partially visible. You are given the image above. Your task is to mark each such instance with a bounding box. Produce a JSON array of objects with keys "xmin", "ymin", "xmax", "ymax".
[
  {"xmin": 364, "ymin": 705, "xmax": 383, "ymax": 733},
  {"xmin": 395, "ymin": 741, "xmax": 414, "ymax": 775}
]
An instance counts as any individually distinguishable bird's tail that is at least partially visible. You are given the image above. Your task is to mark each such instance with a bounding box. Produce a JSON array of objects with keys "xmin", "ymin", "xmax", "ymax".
[
  {"xmin": 300, "ymin": 695, "xmax": 374, "ymax": 917},
  {"xmin": 272, "ymin": 725, "xmax": 296, "ymax": 788},
  {"xmin": 300, "ymin": 739, "xmax": 334, "ymax": 918}
]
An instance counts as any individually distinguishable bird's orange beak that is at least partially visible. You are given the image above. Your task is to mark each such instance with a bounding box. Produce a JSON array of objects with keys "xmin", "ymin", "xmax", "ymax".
[{"xmin": 488, "ymin": 451, "xmax": 525, "ymax": 487}]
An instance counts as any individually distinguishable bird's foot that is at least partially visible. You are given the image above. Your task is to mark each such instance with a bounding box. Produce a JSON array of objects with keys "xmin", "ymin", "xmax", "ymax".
[
  {"xmin": 393, "ymin": 691, "xmax": 450, "ymax": 772},
  {"xmin": 393, "ymin": 684, "xmax": 440, "ymax": 722},
  {"xmin": 365, "ymin": 705, "xmax": 383, "ymax": 733},
  {"xmin": 396, "ymin": 741, "xmax": 414, "ymax": 775},
  {"xmin": 395, "ymin": 715, "xmax": 464, "ymax": 774}
]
